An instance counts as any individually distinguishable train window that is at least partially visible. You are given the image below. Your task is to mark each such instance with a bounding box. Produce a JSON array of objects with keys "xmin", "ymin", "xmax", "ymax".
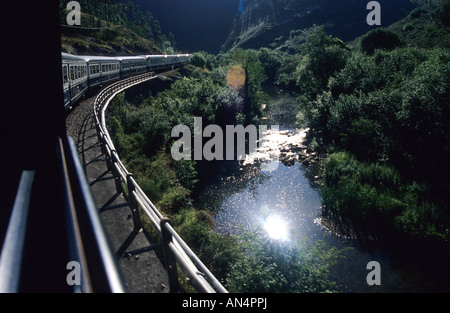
[{"xmin": 63, "ymin": 65, "xmax": 68, "ymax": 83}]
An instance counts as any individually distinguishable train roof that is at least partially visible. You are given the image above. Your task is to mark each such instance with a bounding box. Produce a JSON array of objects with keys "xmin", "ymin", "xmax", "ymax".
[
  {"xmin": 61, "ymin": 52, "xmax": 191, "ymax": 63},
  {"xmin": 145, "ymin": 54, "xmax": 191, "ymax": 58},
  {"xmin": 119, "ymin": 56, "xmax": 147, "ymax": 61},
  {"xmin": 61, "ymin": 52, "xmax": 89, "ymax": 62},
  {"xmin": 61, "ymin": 52, "xmax": 143, "ymax": 63}
]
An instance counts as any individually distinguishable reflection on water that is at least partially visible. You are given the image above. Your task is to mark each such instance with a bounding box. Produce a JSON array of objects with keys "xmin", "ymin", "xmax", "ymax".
[
  {"xmin": 208, "ymin": 161, "xmax": 323, "ymax": 241},
  {"xmin": 263, "ymin": 215, "xmax": 289, "ymax": 241},
  {"xmin": 194, "ymin": 85, "xmax": 450, "ymax": 293},
  {"xmin": 195, "ymin": 133, "xmax": 410, "ymax": 292}
]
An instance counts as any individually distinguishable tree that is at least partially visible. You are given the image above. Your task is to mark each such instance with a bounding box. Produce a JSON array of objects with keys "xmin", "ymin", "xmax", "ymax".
[
  {"xmin": 296, "ymin": 27, "xmax": 350, "ymax": 101},
  {"xmin": 359, "ymin": 28, "xmax": 404, "ymax": 55},
  {"xmin": 257, "ymin": 47, "xmax": 282, "ymax": 83}
]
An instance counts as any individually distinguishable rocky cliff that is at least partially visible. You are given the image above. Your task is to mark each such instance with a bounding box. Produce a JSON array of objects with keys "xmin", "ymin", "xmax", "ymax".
[{"xmin": 222, "ymin": 0, "xmax": 418, "ymax": 50}]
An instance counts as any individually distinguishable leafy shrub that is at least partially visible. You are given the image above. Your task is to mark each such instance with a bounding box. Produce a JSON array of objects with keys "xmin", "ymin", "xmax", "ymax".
[
  {"xmin": 172, "ymin": 209, "xmax": 239, "ymax": 281},
  {"xmin": 359, "ymin": 28, "xmax": 404, "ymax": 55},
  {"xmin": 140, "ymin": 106, "xmax": 171, "ymax": 157},
  {"xmin": 322, "ymin": 152, "xmax": 405, "ymax": 237},
  {"xmin": 190, "ymin": 52, "xmax": 215, "ymax": 69},
  {"xmin": 172, "ymin": 159, "xmax": 198, "ymax": 190},
  {"xmin": 159, "ymin": 187, "xmax": 186, "ymax": 214},
  {"xmin": 341, "ymin": 117, "xmax": 381, "ymax": 162},
  {"xmin": 226, "ymin": 230, "xmax": 344, "ymax": 293},
  {"xmin": 296, "ymin": 27, "xmax": 350, "ymax": 100}
]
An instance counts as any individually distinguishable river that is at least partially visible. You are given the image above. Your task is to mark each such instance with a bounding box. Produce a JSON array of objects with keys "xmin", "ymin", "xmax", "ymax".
[{"xmin": 193, "ymin": 85, "xmax": 449, "ymax": 293}]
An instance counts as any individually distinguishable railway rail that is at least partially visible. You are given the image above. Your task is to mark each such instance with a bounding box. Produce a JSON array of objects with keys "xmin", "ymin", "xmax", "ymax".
[{"xmin": 92, "ymin": 72, "xmax": 228, "ymax": 293}]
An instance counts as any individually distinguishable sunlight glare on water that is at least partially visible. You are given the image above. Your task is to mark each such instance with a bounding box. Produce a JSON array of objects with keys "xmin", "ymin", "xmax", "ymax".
[{"xmin": 263, "ymin": 215, "xmax": 289, "ymax": 241}]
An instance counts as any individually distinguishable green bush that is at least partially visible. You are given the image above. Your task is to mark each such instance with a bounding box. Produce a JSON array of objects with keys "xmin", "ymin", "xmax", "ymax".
[
  {"xmin": 172, "ymin": 209, "xmax": 240, "ymax": 281},
  {"xmin": 359, "ymin": 28, "xmax": 404, "ymax": 55},
  {"xmin": 226, "ymin": 230, "xmax": 344, "ymax": 293},
  {"xmin": 322, "ymin": 152, "xmax": 405, "ymax": 237},
  {"xmin": 190, "ymin": 51, "xmax": 215, "ymax": 69},
  {"xmin": 341, "ymin": 117, "xmax": 381, "ymax": 162},
  {"xmin": 159, "ymin": 187, "xmax": 186, "ymax": 214},
  {"xmin": 139, "ymin": 106, "xmax": 171, "ymax": 157},
  {"xmin": 296, "ymin": 27, "xmax": 350, "ymax": 100},
  {"xmin": 172, "ymin": 159, "xmax": 198, "ymax": 190}
]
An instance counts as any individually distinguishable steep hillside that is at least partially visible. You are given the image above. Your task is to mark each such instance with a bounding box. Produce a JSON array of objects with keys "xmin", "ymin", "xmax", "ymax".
[
  {"xmin": 60, "ymin": 0, "xmax": 175, "ymax": 55},
  {"xmin": 388, "ymin": 0, "xmax": 450, "ymax": 48},
  {"xmin": 61, "ymin": 14, "xmax": 162, "ymax": 55},
  {"xmin": 222, "ymin": 0, "xmax": 418, "ymax": 51}
]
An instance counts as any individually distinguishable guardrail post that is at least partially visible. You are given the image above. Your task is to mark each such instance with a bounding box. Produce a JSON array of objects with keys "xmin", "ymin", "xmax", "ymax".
[
  {"xmin": 98, "ymin": 131, "xmax": 107, "ymax": 159},
  {"xmin": 160, "ymin": 217, "xmax": 179, "ymax": 293},
  {"xmin": 110, "ymin": 150, "xmax": 122, "ymax": 193},
  {"xmin": 126, "ymin": 174, "xmax": 142, "ymax": 232},
  {"xmin": 103, "ymin": 144, "xmax": 113, "ymax": 173}
]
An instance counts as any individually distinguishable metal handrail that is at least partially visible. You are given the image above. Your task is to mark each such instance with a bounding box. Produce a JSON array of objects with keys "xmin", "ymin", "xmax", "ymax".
[
  {"xmin": 0, "ymin": 171, "xmax": 35, "ymax": 293},
  {"xmin": 58, "ymin": 136, "xmax": 127, "ymax": 293},
  {"xmin": 93, "ymin": 72, "xmax": 228, "ymax": 293},
  {"xmin": 64, "ymin": 137, "xmax": 126, "ymax": 293}
]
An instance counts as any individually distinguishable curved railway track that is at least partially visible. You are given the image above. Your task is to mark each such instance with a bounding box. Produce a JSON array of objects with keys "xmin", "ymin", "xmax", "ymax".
[
  {"xmin": 65, "ymin": 86, "xmax": 171, "ymax": 293},
  {"xmin": 65, "ymin": 71, "xmax": 227, "ymax": 293}
]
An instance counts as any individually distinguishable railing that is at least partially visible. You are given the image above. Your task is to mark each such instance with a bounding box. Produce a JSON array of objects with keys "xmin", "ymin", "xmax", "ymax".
[
  {"xmin": 0, "ymin": 171, "xmax": 35, "ymax": 292},
  {"xmin": 93, "ymin": 72, "xmax": 228, "ymax": 293},
  {"xmin": 0, "ymin": 136, "xmax": 126, "ymax": 293},
  {"xmin": 57, "ymin": 136, "xmax": 127, "ymax": 293}
]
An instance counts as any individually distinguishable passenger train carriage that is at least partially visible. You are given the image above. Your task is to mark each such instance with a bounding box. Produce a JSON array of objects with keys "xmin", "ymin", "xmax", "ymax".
[{"xmin": 62, "ymin": 52, "xmax": 191, "ymax": 110}]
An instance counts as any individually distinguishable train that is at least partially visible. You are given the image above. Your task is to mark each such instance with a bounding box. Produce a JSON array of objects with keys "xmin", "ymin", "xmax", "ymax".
[{"xmin": 62, "ymin": 52, "xmax": 191, "ymax": 110}]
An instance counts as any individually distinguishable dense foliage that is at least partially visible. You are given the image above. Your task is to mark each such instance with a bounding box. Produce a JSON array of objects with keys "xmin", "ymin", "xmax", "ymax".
[
  {"xmin": 104, "ymin": 0, "xmax": 449, "ymax": 292},
  {"xmin": 293, "ymin": 7, "xmax": 450, "ymax": 242},
  {"xmin": 109, "ymin": 49, "xmax": 342, "ymax": 292},
  {"xmin": 60, "ymin": 0, "xmax": 176, "ymax": 53},
  {"xmin": 226, "ymin": 230, "xmax": 343, "ymax": 293}
]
